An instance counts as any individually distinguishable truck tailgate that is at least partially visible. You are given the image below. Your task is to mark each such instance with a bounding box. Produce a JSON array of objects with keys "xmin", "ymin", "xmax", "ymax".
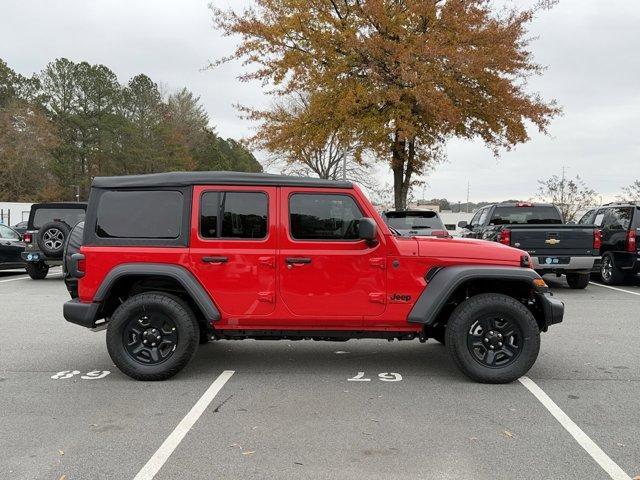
[{"xmin": 507, "ymin": 225, "xmax": 596, "ymax": 255}]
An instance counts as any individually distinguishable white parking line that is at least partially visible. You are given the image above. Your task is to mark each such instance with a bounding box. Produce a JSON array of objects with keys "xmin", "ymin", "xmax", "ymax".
[
  {"xmin": 0, "ymin": 270, "xmax": 63, "ymax": 284},
  {"xmin": 589, "ymin": 282, "xmax": 640, "ymax": 296},
  {"xmin": 0, "ymin": 276, "xmax": 29, "ymax": 283},
  {"xmin": 519, "ymin": 376, "xmax": 631, "ymax": 480},
  {"xmin": 133, "ymin": 370, "xmax": 235, "ymax": 480}
]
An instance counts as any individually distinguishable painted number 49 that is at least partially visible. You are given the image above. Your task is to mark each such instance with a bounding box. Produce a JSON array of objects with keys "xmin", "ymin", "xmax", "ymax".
[{"xmin": 348, "ymin": 372, "xmax": 402, "ymax": 382}]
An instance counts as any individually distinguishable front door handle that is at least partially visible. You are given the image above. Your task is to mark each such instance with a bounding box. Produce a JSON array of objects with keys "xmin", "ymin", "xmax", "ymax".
[
  {"xmin": 202, "ymin": 256, "xmax": 228, "ymax": 264},
  {"xmin": 285, "ymin": 257, "xmax": 312, "ymax": 264}
]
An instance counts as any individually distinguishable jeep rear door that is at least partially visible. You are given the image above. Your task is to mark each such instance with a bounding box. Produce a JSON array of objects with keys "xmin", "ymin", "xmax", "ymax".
[
  {"xmin": 277, "ymin": 187, "xmax": 387, "ymax": 326},
  {"xmin": 190, "ymin": 186, "xmax": 277, "ymax": 317}
]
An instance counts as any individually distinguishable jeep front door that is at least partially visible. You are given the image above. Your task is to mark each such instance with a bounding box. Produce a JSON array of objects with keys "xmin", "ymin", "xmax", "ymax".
[{"xmin": 277, "ymin": 188, "xmax": 387, "ymax": 326}]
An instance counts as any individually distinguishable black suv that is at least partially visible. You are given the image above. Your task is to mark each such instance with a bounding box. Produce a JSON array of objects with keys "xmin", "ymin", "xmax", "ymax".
[
  {"xmin": 22, "ymin": 202, "xmax": 87, "ymax": 279},
  {"xmin": 578, "ymin": 203, "xmax": 639, "ymax": 285}
]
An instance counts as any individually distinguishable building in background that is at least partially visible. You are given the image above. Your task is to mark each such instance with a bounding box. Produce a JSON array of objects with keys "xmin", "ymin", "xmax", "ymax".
[{"xmin": 0, "ymin": 202, "xmax": 33, "ymax": 227}]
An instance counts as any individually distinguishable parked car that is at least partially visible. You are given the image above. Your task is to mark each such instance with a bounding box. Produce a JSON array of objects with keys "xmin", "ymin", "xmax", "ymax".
[
  {"xmin": 63, "ymin": 171, "xmax": 563, "ymax": 383},
  {"xmin": 458, "ymin": 202, "xmax": 600, "ymax": 289},
  {"xmin": 22, "ymin": 202, "xmax": 87, "ymax": 279},
  {"xmin": 0, "ymin": 224, "xmax": 25, "ymax": 272},
  {"xmin": 381, "ymin": 210, "xmax": 449, "ymax": 237},
  {"xmin": 578, "ymin": 202, "xmax": 639, "ymax": 285},
  {"xmin": 11, "ymin": 221, "xmax": 28, "ymax": 235}
]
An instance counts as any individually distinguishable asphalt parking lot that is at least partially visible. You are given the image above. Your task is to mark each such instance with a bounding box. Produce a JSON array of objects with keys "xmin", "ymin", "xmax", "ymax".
[{"xmin": 1, "ymin": 270, "xmax": 638, "ymax": 480}]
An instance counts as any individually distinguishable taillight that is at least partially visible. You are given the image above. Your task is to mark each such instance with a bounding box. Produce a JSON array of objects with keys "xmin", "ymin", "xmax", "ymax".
[
  {"xmin": 77, "ymin": 258, "xmax": 86, "ymax": 274},
  {"xmin": 593, "ymin": 229, "xmax": 601, "ymax": 250},
  {"xmin": 430, "ymin": 230, "xmax": 449, "ymax": 238},
  {"xmin": 499, "ymin": 229, "xmax": 511, "ymax": 245},
  {"xmin": 23, "ymin": 232, "xmax": 32, "ymax": 243},
  {"xmin": 626, "ymin": 229, "xmax": 637, "ymax": 252}
]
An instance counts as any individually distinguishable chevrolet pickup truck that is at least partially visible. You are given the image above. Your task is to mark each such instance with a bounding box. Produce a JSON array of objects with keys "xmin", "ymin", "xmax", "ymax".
[{"xmin": 459, "ymin": 202, "xmax": 600, "ymax": 289}]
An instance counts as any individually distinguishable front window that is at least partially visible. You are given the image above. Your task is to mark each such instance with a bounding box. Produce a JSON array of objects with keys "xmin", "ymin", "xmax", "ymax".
[{"xmin": 289, "ymin": 194, "xmax": 363, "ymax": 240}]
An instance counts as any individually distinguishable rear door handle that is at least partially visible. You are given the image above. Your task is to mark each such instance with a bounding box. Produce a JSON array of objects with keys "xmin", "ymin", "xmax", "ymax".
[
  {"xmin": 285, "ymin": 257, "xmax": 312, "ymax": 264},
  {"xmin": 202, "ymin": 256, "xmax": 228, "ymax": 264}
]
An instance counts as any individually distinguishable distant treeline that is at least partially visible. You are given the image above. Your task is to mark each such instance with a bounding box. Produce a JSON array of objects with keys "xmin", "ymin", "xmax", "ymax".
[
  {"xmin": 419, "ymin": 198, "xmax": 524, "ymax": 213},
  {"xmin": 0, "ymin": 57, "xmax": 261, "ymax": 202}
]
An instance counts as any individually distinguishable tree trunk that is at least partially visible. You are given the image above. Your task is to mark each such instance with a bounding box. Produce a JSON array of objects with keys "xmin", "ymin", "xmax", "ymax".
[{"xmin": 391, "ymin": 133, "xmax": 415, "ymax": 210}]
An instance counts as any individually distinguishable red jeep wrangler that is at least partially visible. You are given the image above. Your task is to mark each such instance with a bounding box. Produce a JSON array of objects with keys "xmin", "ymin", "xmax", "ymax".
[{"xmin": 63, "ymin": 172, "xmax": 563, "ymax": 383}]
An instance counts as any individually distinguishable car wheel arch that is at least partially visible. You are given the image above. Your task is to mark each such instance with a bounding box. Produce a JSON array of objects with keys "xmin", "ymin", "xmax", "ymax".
[
  {"xmin": 408, "ymin": 266, "xmax": 547, "ymax": 331},
  {"xmin": 95, "ymin": 264, "xmax": 220, "ymax": 329}
]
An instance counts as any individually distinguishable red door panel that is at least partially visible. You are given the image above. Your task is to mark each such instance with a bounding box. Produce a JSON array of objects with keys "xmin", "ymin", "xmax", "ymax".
[
  {"xmin": 189, "ymin": 186, "xmax": 277, "ymax": 318},
  {"xmin": 277, "ymin": 187, "xmax": 387, "ymax": 326}
]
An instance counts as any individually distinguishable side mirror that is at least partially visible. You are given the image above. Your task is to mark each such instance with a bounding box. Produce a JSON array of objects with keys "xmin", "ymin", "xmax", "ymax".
[
  {"xmin": 359, "ymin": 218, "xmax": 377, "ymax": 243},
  {"xmin": 457, "ymin": 221, "xmax": 468, "ymax": 229}
]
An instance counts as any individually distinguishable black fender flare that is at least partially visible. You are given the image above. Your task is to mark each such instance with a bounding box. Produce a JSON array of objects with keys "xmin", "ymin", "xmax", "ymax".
[
  {"xmin": 95, "ymin": 263, "xmax": 220, "ymax": 321},
  {"xmin": 407, "ymin": 266, "xmax": 548, "ymax": 326}
]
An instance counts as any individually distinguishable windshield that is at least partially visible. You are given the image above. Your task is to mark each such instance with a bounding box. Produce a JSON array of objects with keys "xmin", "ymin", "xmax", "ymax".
[
  {"xmin": 385, "ymin": 211, "xmax": 443, "ymax": 230},
  {"xmin": 32, "ymin": 208, "xmax": 86, "ymax": 229},
  {"xmin": 490, "ymin": 206, "xmax": 563, "ymax": 225}
]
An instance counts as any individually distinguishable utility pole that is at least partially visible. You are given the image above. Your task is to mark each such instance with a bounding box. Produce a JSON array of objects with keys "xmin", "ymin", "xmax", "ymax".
[{"xmin": 466, "ymin": 181, "xmax": 470, "ymax": 213}]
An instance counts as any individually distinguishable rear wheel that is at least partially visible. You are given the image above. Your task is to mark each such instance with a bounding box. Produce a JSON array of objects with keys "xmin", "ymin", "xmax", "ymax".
[
  {"xmin": 445, "ymin": 293, "xmax": 540, "ymax": 384},
  {"xmin": 566, "ymin": 272, "xmax": 590, "ymax": 289},
  {"xmin": 600, "ymin": 254, "xmax": 625, "ymax": 285},
  {"xmin": 26, "ymin": 262, "xmax": 49, "ymax": 279},
  {"xmin": 106, "ymin": 293, "xmax": 199, "ymax": 381}
]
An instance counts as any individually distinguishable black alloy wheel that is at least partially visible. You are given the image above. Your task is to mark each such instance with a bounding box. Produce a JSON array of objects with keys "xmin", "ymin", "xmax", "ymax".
[
  {"xmin": 466, "ymin": 316, "xmax": 523, "ymax": 368},
  {"xmin": 123, "ymin": 312, "xmax": 179, "ymax": 365}
]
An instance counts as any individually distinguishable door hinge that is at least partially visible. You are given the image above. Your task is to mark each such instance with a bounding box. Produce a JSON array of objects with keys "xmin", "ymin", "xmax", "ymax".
[
  {"xmin": 368, "ymin": 292, "xmax": 386, "ymax": 304},
  {"xmin": 258, "ymin": 291, "xmax": 275, "ymax": 303},
  {"xmin": 258, "ymin": 256, "xmax": 275, "ymax": 268},
  {"xmin": 369, "ymin": 257, "xmax": 386, "ymax": 269}
]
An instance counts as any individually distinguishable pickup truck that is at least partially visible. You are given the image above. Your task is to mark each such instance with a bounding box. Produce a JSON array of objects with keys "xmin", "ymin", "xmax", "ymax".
[
  {"xmin": 63, "ymin": 172, "xmax": 564, "ymax": 383},
  {"xmin": 458, "ymin": 202, "xmax": 600, "ymax": 289}
]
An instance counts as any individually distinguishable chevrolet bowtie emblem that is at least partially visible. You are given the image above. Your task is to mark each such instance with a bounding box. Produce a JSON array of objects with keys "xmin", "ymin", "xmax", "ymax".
[{"xmin": 545, "ymin": 238, "xmax": 560, "ymax": 245}]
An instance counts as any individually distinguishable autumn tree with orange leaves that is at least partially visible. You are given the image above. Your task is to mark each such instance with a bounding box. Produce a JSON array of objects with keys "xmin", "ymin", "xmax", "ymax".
[{"xmin": 213, "ymin": 0, "xmax": 561, "ymax": 209}]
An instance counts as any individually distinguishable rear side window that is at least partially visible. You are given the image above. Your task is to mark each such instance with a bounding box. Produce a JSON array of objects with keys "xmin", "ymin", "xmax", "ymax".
[
  {"xmin": 290, "ymin": 194, "xmax": 363, "ymax": 240},
  {"xmin": 96, "ymin": 191, "xmax": 182, "ymax": 239},
  {"xmin": 490, "ymin": 206, "xmax": 563, "ymax": 225},
  {"xmin": 200, "ymin": 191, "xmax": 267, "ymax": 239},
  {"xmin": 33, "ymin": 208, "xmax": 85, "ymax": 229},
  {"xmin": 603, "ymin": 207, "xmax": 633, "ymax": 231}
]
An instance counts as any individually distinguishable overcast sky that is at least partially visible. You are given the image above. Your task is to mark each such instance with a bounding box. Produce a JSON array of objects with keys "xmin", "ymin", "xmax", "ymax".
[{"xmin": 1, "ymin": 0, "xmax": 638, "ymax": 202}]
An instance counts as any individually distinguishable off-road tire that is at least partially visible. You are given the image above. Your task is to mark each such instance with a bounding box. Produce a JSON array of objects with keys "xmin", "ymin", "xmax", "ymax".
[
  {"xmin": 600, "ymin": 253, "xmax": 625, "ymax": 285},
  {"xmin": 566, "ymin": 272, "xmax": 590, "ymax": 289},
  {"xmin": 37, "ymin": 221, "xmax": 71, "ymax": 258},
  {"xmin": 445, "ymin": 293, "xmax": 541, "ymax": 384},
  {"xmin": 106, "ymin": 292, "xmax": 199, "ymax": 381},
  {"xmin": 25, "ymin": 262, "xmax": 49, "ymax": 280}
]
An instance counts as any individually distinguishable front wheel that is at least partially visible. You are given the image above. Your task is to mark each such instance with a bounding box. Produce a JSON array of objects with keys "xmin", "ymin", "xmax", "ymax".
[
  {"xmin": 566, "ymin": 272, "xmax": 590, "ymax": 289},
  {"xmin": 445, "ymin": 293, "xmax": 541, "ymax": 384},
  {"xmin": 26, "ymin": 262, "xmax": 49, "ymax": 279},
  {"xmin": 106, "ymin": 293, "xmax": 199, "ymax": 381}
]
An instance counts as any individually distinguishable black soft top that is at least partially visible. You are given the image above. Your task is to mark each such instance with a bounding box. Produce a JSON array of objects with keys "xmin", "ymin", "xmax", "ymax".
[
  {"xmin": 30, "ymin": 202, "xmax": 87, "ymax": 210},
  {"xmin": 92, "ymin": 171, "xmax": 353, "ymax": 189}
]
